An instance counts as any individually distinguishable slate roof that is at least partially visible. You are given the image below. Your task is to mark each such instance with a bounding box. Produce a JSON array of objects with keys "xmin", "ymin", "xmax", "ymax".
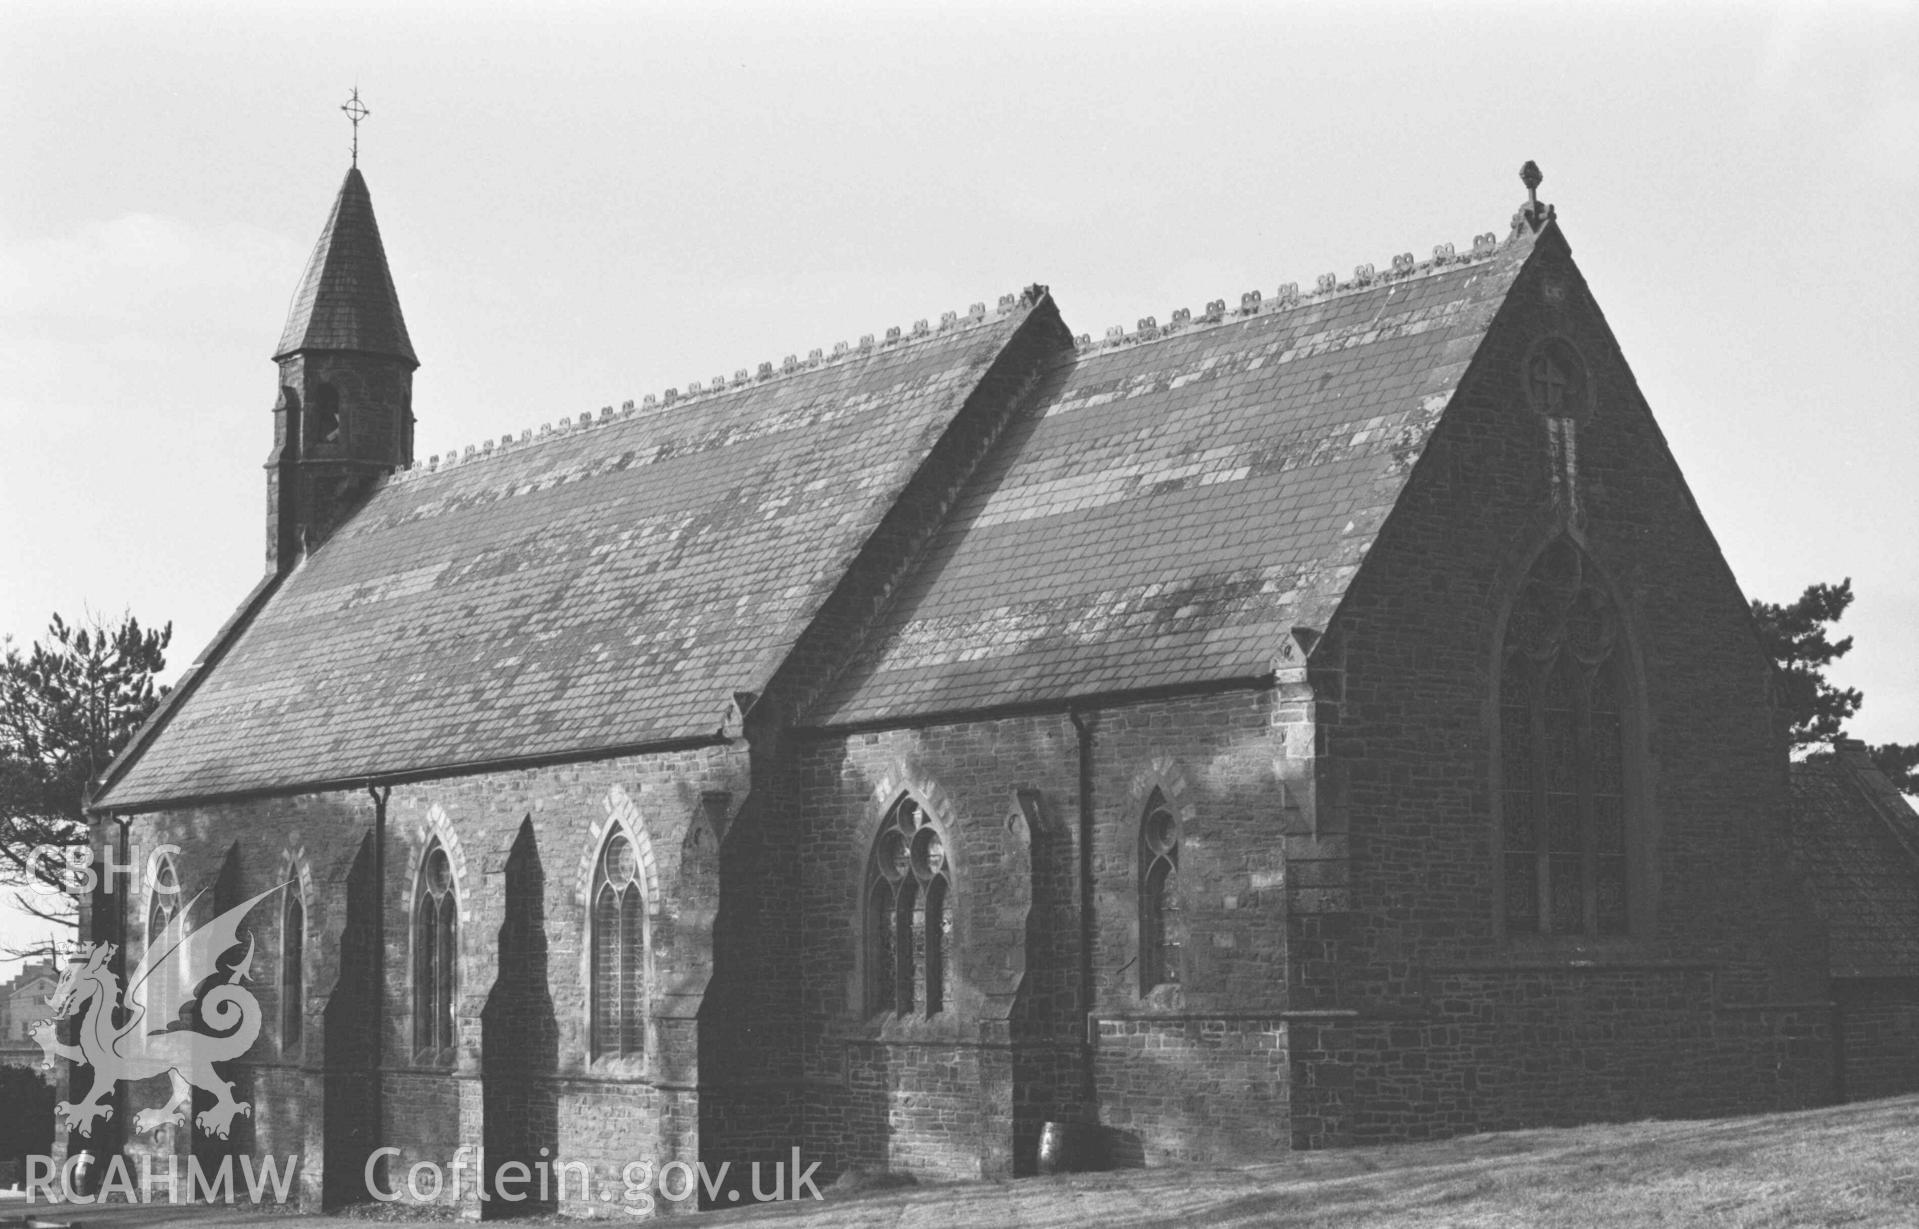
[
  {"xmin": 809, "ymin": 242, "xmax": 1529, "ymax": 727},
  {"xmin": 97, "ymin": 160, "xmax": 1554, "ymax": 806},
  {"xmin": 97, "ymin": 305, "xmax": 1044, "ymax": 807},
  {"xmin": 274, "ymin": 168, "xmax": 417, "ymax": 365},
  {"xmin": 1788, "ymin": 743, "xmax": 1919, "ymax": 978}
]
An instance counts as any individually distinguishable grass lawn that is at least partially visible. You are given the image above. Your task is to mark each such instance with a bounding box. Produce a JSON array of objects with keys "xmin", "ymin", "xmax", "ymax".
[
  {"xmin": 8, "ymin": 1095, "xmax": 1918, "ymax": 1227},
  {"xmin": 712, "ymin": 1093, "xmax": 1919, "ymax": 1228}
]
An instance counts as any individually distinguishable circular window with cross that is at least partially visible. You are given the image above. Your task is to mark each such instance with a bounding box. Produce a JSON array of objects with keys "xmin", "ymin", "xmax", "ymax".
[{"xmin": 1521, "ymin": 336, "xmax": 1593, "ymax": 422}]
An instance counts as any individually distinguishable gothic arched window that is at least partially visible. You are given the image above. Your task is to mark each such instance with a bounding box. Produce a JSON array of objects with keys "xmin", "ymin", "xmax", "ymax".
[
  {"xmin": 282, "ymin": 893, "xmax": 305, "ymax": 1054},
  {"xmin": 865, "ymin": 797, "xmax": 951, "ymax": 1018},
  {"xmin": 591, "ymin": 830, "xmax": 646, "ymax": 1060},
  {"xmin": 145, "ymin": 853, "xmax": 182, "ymax": 1033},
  {"xmin": 1138, "ymin": 797, "xmax": 1182, "ymax": 992},
  {"xmin": 1499, "ymin": 540, "xmax": 1630, "ymax": 937},
  {"xmin": 413, "ymin": 843, "xmax": 457, "ymax": 1058}
]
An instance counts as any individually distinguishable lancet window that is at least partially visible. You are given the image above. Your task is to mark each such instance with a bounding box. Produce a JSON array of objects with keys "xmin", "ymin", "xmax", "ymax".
[
  {"xmin": 1139, "ymin": 796, "xmax": 1183, "ymax": 991},
  {"xmin": 282, "ymin": 892, "xmax": 305, "ymax": 1052},
  {"xmin": 413, "ymin": 842, "xmax": 458, "ymax": 1057},
  {"xmin": 591, "ymin": 829, "xmax": 646, "ymax": 1059},
  {"xmin": 145, "ymin": 852, "xmax": 183, "ymax": 1031}
]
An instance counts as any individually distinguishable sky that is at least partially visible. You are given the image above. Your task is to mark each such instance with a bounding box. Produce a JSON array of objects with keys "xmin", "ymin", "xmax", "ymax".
[{"xmin": 2, "ymin": 1, "xmax": 1915, "ymax": 974}]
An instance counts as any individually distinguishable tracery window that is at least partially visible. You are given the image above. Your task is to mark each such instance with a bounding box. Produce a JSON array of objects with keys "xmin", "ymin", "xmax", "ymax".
[
  {"xmin": 1138, "ymin": 796, "xmax": 1182, "ymax": 992},
  {"xmin": 413, "ymin": 842, "xmax": 457, "ymax": 1058},
  {"xmin": 146, "ymin": 853, "xmax": 182, "ymax": 1032},
  {"xmin": 591, "ymin": 830, "xmax": 646, "ymax": 1060},
  {"xmin": 148, "ymin": 853, "xmax": 180, "ymax": 940},
  {"xmin": 281, "ymin": 892, "xmax": 305, "ymax": 1053},
  {"xmin": 865, "ymin": 797, "xmax": 950, "ymax": 1018},
  {"xmin": 1499, "ymin": 539, "xmax": 1629, "ymax": 937}
]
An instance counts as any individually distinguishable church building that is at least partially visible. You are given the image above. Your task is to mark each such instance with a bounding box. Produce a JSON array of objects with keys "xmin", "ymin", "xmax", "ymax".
[{"xmin": 79, "ymin": 157, "xmax": 1919, "ymax": 1213}]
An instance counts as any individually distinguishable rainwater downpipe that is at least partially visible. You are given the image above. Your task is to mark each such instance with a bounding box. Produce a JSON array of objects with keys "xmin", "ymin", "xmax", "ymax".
[
  {"xmin": 368, "ymin": 784, "xmax": 391, "ymax": 1095},
  {"xmin": 1068, "ymin": 707, "xmax": 1097, "ymax": 1109},
  {"xmin": 113, "ymin": 813, "xmax": 130, "ymax": 965},
  {"xmin": 112, "ymin": 814, "xmax": 132, "ymax": 1169}
]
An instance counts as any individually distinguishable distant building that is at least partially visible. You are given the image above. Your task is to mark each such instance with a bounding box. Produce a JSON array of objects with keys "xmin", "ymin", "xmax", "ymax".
[
  {"xmin": 78, "ymin": 155, "xmax": 1919, "ymax": 1213},
  {"xmin": 0, "ymin": 960, "xmax": 57, "ymax": 1071}
]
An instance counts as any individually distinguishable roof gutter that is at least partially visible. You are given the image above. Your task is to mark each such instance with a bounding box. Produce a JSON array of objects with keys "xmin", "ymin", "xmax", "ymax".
[
  {"xmin": 90, "ymin": 731, "xmax": 733, "ymax": 817},
  {"xmin": 797, "ymin": 673, "xmax": 1277, "ymax": 739}
]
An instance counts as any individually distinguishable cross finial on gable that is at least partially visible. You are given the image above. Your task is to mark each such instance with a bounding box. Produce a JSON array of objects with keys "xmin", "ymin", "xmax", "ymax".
[{"xmin": 1517, "ymin": 160, "xmax": 1554, "ymax": 234}]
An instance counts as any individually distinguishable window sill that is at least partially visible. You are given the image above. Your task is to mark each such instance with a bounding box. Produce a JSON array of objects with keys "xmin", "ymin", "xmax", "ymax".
[
  {"xmin": 1136, "ymin": 982, "xmax": 1185, "ymax": 1011},
  {"xmin": 847, "ymin": 1010, "xmax": 969, "ymax": 1045},
  {"xmin": 586, "ymin": 1053, "xmax": 649, "ymax": 1080}
]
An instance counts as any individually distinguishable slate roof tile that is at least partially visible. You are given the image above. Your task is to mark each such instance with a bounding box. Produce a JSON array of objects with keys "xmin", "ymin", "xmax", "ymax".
[
  {"xmin": 275, "ymin": 169, "xmax": 416, "ymax": 365},
  {"xmin": 99, "ymin": 307, "xmax": 1036, "ymax": 807},
  {"xmin": 810, "ymin": 250, "xmax": 1524, "ymax": 726},
  {"xmin": 102, "ymin": 220, "xmax": 1539, "ymax": 803}
]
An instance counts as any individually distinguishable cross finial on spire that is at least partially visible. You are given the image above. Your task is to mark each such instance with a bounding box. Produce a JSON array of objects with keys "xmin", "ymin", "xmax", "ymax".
[{"xmin": 342, "ymin": 88, "xmax": 370, "ymax": 167}]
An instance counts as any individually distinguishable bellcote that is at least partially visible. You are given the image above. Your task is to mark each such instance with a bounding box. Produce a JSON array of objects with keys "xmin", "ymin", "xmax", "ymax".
[{"xmin": 265, "ymin": 165, "xmax": 418, "ymax": 573}]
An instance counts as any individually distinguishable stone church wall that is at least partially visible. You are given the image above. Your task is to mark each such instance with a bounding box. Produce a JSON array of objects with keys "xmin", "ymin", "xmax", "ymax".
[
  {"xmin": 1291, "ymin": 231, "xmax": 1832, "ymax": 1144},
  {"xmin": 120, "ymin": 741, "xmax": 752, "ymax": 1213},
  {"xmin": 795, "ymin": 688, "xmax": 1299, "ymax": 1180},
  {"xmin": 1835, "ymin": 979, "xmax": 1919, "ymax": 1101},
  {"xmin": 90, "ymin": 230, "xmax": 1854, "ymax": 1202}
]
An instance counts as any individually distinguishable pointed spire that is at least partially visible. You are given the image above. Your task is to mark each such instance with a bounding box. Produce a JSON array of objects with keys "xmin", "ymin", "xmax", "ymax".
[{"xmin": 274, "ymin": 167, "xmax": 418, "ymax": 366}]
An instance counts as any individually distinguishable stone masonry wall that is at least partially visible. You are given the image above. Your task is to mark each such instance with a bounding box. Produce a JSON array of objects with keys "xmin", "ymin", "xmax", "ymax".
[
  {"xmin": 1289, "ymin": 977, "xmax": 1830, "ymax": 1148},
  {"xmin": 1835, "ymin": 979, "xmax": 1919, "ymax": 1102},
  {"xmin": 1293, "ymin": 224, "xmax": 1832, "ymax": 1143},
  {"xmin": 101, "ymin": 229, "xmax": 1851, "ymax": 1199},
  {"xmin": 797, "ymin": 689, "xmax": 1299, "ymax": 1179},
  {"xmin": 122, "ymin": 740, "xmax": 750, "ymax": 1214}
]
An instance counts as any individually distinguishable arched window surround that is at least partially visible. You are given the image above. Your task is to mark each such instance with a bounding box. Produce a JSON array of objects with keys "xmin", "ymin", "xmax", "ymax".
[
  {"xmin": 412, "ymin": 840, "xmax": 459, "ymax": 1063},
  {"xmin": 861, "ymin": 789, "xmax": 957, "ymax": 1023},
  {"xmin": 1489, "ymin": 532, "xmax": 1655, "ymax": 946},
  {"xmin": 588, "ymin": 820, "xmax": 650, "ymax": 1064},
  {"xmin": 1138, "ymin": 791, "xmax": 1183, "ymax": 994},
  {"xmin": 281, "ymin": 891, "xmax": 306, "ymax": 1056},
  {"xmin": 570, "ymin": 787, "xmax": 662, "ymax": 1071},
  {"xmin": 147, "ymin": 849, "xmax": 182, "ymax": 941},
  {"xmin": 275, "ymin": 837, "xmax": 314, "ymax": 1059},
  {"xmin": 1122, "ymin": 761, "xmax": 1198, "ymax": 1002},
  {"xmin": 144, "ymin": 851, "xmax": 185, "ymax": 1034}
]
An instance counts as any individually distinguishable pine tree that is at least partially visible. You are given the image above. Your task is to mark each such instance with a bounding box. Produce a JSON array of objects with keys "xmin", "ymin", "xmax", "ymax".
[
  {"xmin": 1751, "ymin": 579, "xmax": 1917, "ymax": 792},
  {"xmin": 0, "ymin": 613, "xmax": 171, "ymax": 927}
]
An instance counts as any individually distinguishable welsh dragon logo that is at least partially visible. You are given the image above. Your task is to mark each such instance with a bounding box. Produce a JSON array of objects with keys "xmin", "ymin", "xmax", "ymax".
[{"xmin": 32, "ymin": 883, "xmax": 288, "ymax": 1140}]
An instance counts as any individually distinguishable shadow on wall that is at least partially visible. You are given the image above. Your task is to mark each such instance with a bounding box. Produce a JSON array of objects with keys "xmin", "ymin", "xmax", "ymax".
[
  {"xmin": 1011, "ymin": 786, "xmax": 1085, "ymax": 1176},
  {"xmin": 697, "ymin": 795, "xmax": 806, "ymax": 1204},
  {"xmin": 480, "ymin": 817, "xmax": 560, "ymax": 1218},
  {"xmin": 193, "ymin": 843, "xmax": 252, "ymax": 1176},
  {"xmin": 322, "ymin": 832, "xmax": 380, "ymax": 1209}
]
